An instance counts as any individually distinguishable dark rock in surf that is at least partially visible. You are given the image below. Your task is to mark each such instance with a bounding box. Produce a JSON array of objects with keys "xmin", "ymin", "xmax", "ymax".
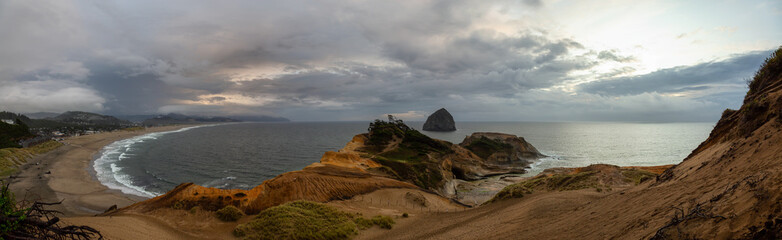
[{"xmin": 423, "ymin": 108, "xmax": 456, "ymax": 132}]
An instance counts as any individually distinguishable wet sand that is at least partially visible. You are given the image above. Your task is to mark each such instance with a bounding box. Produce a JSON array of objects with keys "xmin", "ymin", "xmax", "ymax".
[{"xmin": 7, "ymin": 125, "xmax": 197, "ymax": 216}]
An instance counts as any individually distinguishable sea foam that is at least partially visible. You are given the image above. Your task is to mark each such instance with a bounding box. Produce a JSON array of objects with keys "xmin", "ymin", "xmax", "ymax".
[{"xmin": 93, "ymin": 125, "xmax": 218, "ymax": 198}]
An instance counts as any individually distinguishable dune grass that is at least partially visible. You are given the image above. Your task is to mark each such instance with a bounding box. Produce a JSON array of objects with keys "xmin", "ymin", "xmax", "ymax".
[
  {"xmin": 488, "ymin": 168, "xmax": 660, "ymax": 203},
  {"xmin": 233, "ymin": 201, "xmax": 394, "ymax": 240},
  {"xmin": 0, "ymin": 141, "xmax": 62, "ymax": 176},
  {"xmin": 216, "ymin": 205, "xmax": 244, "ymax": 222},
  {"xmin": 487, "ymin": 171, "xmax": 600, "ymax": 204},
  {"xmin": 621, "ymin": 169, "xmax": 657, "ymax": 185}
]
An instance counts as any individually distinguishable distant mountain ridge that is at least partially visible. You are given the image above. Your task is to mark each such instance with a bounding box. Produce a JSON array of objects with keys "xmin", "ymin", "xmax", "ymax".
[
  {"xmin": 139, "ymin": 113, "xmax": 290, "ymax": 126},
  {"xmin": 48, "ymin": 111, "xmax": 133, "ymax": 127},
  {"xmin": 141, "ymin": 113, "xmax": 241, "ymax": 126},
  {"xmin": 23, "ymin": 112, "xmax": 61, "ymax": 119}
]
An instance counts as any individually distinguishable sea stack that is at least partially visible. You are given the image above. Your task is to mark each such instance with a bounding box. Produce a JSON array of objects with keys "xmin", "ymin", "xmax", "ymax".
[{"xmin": 423, "ymin": 108, "xmax": 456, "ymax": 131}]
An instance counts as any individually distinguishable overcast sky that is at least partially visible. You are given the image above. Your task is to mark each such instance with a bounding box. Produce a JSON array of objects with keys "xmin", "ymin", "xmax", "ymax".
[{"xmin": 1, "ymin": 0, "xmax": 780, "ymax": 122}]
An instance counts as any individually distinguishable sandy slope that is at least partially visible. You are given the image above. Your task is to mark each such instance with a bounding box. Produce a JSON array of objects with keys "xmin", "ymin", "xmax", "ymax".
[
  {"xmin": 368, "ymin": 50, "xmax": 782, "ymax": 239},
  {"xmin": 12, "ymin": 49, "xmax": 781, "ymax": 239},
  {"xmin": 63, "ymin": 214, "xmax": 206, "ymax": 240}
]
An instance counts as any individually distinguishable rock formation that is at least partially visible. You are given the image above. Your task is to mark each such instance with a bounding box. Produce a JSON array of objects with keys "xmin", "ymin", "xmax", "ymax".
[
  {"xmin": 120, "ymin": 118, "xmax": 546, "ymax": 214},
  {"xmin": 377, "ymin": 47, "xmax": 782, "ymax": 239},
  {"xmin": 423, "ymin": 108, "xmax": 456, "ymax": 131},
  {"xmin": 460, "ymin": 132, "xmax": 546, "ymax": 168}
]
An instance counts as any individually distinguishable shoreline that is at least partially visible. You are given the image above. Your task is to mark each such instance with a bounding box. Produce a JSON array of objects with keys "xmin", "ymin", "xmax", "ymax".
[{"xmin": 7, "ymin": 125, "xmax": 202, "ymax": 216}]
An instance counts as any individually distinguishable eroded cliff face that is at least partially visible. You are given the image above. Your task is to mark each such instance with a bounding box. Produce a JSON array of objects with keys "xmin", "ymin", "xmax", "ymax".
[
  {"xmin": 373, "ymin": 48, "xmax": 782, "ymax": 240},
  {"xmin": 122, "ymin": 159, "xmax": 417, "ymax": 215},
  {"xmin": 645, "ymin": 48, "xmax": 782, "ymax": 238},
  {"xmin": 120, "ymin": 118, "xmax": 547, "ymax": 215}
]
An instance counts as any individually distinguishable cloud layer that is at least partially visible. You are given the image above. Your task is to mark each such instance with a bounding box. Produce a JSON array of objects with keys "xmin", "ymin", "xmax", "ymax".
[{"xmin": 1, "ymin": 0, "xmax": 779, "ymax": 122}]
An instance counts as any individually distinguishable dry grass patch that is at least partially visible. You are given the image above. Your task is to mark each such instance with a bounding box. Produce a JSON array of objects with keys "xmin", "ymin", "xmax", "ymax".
[
  {"xmin": 0, "ymin": 141, "xmax": 62, "ymax": 176},
  {"xmin": 233, "ymin": 201, "xmax": 394, "ymax": 240}
]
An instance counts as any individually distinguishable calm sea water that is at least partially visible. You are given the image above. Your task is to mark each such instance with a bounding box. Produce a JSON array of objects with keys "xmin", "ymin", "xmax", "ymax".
[{"xmin": 93, "ymin": 122, "xmax": 713, "ymax": 197}]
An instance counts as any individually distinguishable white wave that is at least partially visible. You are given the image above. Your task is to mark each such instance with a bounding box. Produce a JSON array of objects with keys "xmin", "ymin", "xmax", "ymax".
[
  {"xmin": 521, "ymin": 152, "xmax": 563, "ymax": 177},
  {"xmin": 202, "ymin": 176, "xmax": 237, "ymax": 189},
  {"xmin": 93, "ymin": 124, "xmax": 221, "ymax": 198}
]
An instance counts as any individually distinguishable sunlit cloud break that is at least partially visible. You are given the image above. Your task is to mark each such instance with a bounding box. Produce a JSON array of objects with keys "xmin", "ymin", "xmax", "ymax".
[{"xmin": 1, "ymin": 0, "xmax": 780, "ymax": 122}]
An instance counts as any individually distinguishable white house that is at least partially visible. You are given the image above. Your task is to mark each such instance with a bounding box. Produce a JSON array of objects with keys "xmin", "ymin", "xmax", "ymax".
[{"xmin": 1, "ymin": 119, "xmax": 14, "ymax": 124}]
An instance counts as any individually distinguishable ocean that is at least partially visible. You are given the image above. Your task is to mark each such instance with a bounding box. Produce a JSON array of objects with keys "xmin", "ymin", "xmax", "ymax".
[{"xmin": 93, "ymin": 122, "xmax": 713, "ymax": 198}]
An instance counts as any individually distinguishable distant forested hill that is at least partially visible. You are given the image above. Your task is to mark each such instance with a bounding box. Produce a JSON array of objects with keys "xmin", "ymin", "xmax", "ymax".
[
  {"xmin": 0, "ymin": 118, "xmax": 33, "ymax": 148},
  {"xmin": 141, "ymin": 113, "xmax": 242, "ymax": 126}
]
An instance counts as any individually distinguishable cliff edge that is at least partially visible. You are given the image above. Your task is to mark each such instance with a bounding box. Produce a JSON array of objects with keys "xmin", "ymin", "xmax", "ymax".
[
  {"xmin": 118, "ymin": 117, "xmax": 546, "ymax": 215},
  {"xmin": 376, "ymin": 47, "xmax": 782, "ymax": 239}
]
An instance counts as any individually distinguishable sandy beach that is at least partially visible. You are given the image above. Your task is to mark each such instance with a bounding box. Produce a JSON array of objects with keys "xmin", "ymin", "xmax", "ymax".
[{"xmin": 7, "ymin": 125, "xmax": 197, "ymax": 216}]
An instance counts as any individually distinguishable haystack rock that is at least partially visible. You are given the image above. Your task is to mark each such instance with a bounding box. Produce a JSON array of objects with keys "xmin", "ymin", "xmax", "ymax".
[{"xmin": 423, "ymin": 108, "xmax": 456, "ymax": 131}]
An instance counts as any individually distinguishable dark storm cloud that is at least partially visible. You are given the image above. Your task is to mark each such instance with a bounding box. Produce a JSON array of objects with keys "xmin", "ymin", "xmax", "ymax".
[
  {"xmin": 579, "ymin": 50, "xmax": 772, "ymax": 96},
  {"xmin": 0, "ymin": 0, "xmax": 772, "ymax": 122}
]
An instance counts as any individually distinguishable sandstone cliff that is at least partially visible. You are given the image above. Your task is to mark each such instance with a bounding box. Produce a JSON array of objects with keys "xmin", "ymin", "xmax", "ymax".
[
  {"xmin": 377, "ymin": 47, "xmax": 782, "ymax": 239},
  {"xmin": 119, "ymin": 118, "xmax": 547, "ymax": 215}
]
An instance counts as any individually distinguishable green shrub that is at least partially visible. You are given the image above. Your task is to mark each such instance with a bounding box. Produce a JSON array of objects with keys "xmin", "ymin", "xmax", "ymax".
[
  {"xmin": 402, "ymin": 213, "xmax": 409, "ymax": 218},
  {"xmin": 233, "ymin": 201, "xmax": 357, "ymax": 240},
  {"xmin": 216, "ymin": 205, "xmax": 243, "ymax": 222},
  {"xmin": 488, "ymin": 182, "xmax": 533, "ymax": 203},
  {"xmin": 233, "ymin": 201, "xmax": 395, "ymax": 240},
  {"xmin": 0, "ymin": 183, "xmax": 27, "ymax": 235},
  {"xmin": 371, "ymin": 215, "xmax": 395, "ymax": 229},
  {"xmin": 747, "ymin": 46, "xmax": 782, "ymax": 94},
  {"xmin": 189, "ymin": 206, "xmax": 201, "ymax": 214},
  {"xmin": 621, "ymin": 169, "xmax": 657, "ymax": 185},
  {"xmin": 487, "ymin": 171, "xmax": 600, "ymax": 203},
  {"xmin": 353, "ymin": 217, "xmax": 373, "ymax": 230},
  {"xmin": 171, "ymin": 200, "xmax": 185, "ymax": 210}
]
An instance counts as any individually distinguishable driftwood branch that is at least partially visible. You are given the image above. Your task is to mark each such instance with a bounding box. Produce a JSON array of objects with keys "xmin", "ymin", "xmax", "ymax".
[
  {"xmin": 2, "ymin": 184, "xmax": 103, "ymax": 240},
  {"xmin": 651, "ymin": 203, "xmax": 726, "ymax": 240}
]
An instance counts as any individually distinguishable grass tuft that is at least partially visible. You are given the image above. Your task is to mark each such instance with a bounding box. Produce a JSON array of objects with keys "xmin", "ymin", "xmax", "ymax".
[
  {"xmin": 370, "ymin": 215, "xmax": 395, "ymax": 229},
  {"xmin": 621, "ymin": 169, "xmax": 657, "ymax": 185},
  {"xmin": 487, "ymin": 171, "xmax": 600, "ymax": 203},
  {"xmin": 188, "ymin": 206, "xmax": 201, "ymax": 214},
  {"xmin": 488, "ymin": 168, "xmax": 660, "ymax": 203},
  {"xmin": 216, "ymin": 205, "xmax": 243, "ymax": 222},
  {"xmin": 233, "ymin": 201, "xmax": 394, "ymax": 240}
]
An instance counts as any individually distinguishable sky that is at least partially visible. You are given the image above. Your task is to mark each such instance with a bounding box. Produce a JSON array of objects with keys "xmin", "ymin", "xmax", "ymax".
[{"xmin": 0, "ymin": 0, "xmax": 780, "ymax": 122}]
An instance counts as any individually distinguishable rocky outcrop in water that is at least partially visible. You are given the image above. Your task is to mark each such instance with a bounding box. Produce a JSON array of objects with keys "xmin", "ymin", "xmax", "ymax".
[
  {"xmin": 423, "ymin": 108, "xmax": 456, "ymax": 131},
  {"xmin": 460, "ymin": 132, "xmax": 546, "ymax": 165},
  {"xmin": 121, "ymin": 119, "xmax": 547, "ymax": 213}
]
